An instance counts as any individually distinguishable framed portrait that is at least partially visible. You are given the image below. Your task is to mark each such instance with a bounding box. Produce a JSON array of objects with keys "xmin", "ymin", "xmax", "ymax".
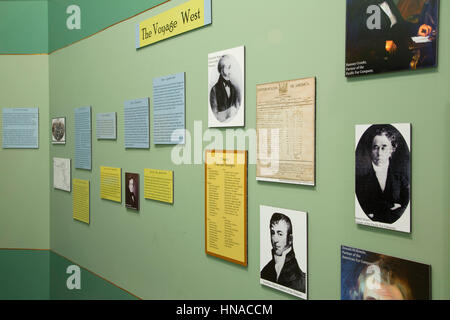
[
  {"xmin": 345, "ymin": 0, "xmax": 439, "ymax": 77},
  {"xmin": 52, "ymin": 117, "xmax": 66, "ymax": 144},
  {"xmin": 260, "ymin": 205, "xmax": 307, "ymax": 299},
  {"xmin": 125, "ymin": 172, "xmax": 139, "ymax": 211},
  {"xmin": 341, "ymin": 246, "xmax": 431, "ymax": 300},
  {"xmin": 355, "ymin": 123, "xmax": 411, "ymax": 233},
  {"xmin": 208, "ymin": 46, "xmax": 245, "ymax": 127}
]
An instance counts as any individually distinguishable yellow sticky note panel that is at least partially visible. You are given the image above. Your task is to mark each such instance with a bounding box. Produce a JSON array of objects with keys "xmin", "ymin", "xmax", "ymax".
[
  {"xmin": 73, "ymin": 179, "xmax": 90, "ymax": 224},
  {"xmin": 137, "ymin": 0, "xmax": 211, "ymax": 49},
  {"xmin": 100, "ymin": 166, "xmax": 122, "ymax": 203},
  {"xmin": 144, "ymin": 169, "xmax": 173, "ymax": 204},
  {"xmin": 205, "ymin": 150, "xmax": 248, "ymax": 266}
]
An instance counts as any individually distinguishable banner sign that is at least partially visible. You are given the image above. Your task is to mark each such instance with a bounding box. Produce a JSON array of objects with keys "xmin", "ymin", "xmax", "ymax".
[{"xmin": 136, "ymin": 0, "xmax": 211, "ymax": 49}]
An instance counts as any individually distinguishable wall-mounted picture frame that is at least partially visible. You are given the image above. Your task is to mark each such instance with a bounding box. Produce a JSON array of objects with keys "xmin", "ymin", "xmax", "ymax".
[{"xmin": 51, "ymin": 117, "xmax": 66, "ymax": 144}]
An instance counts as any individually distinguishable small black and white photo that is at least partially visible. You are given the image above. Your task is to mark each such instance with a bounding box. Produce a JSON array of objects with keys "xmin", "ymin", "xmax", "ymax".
[
  {"xmin": 260, "ymin": 205, "xmax": 307, "ymax": 299},
  {"xmin": 125, "ymin": 172, "xmax": 139, "ymax": 211},
  {"xmin": 355, "ymin": 123, "xmax": 411, "ymax": 233},
  {"xmin": 52, "ymin": 117, "xmax": 66, "ymax": 144},
  {"xmin": 208, "ymin": 46, "xmax": 244, "ymax": 127}
]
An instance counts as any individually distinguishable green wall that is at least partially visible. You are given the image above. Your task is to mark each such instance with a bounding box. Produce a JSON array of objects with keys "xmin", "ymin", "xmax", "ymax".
[
  {"xmin": 0, "ymin": 55, "xmax": 50, "ymax": 250},
  {"xmin": 48, "ymin": 0, "xmax": 450, "ymax": 300},
  {"xmin": 0, "ymin": 250, "xmax": 50, "ymax": 299},
  {"xmin": 47, "ymin": 0, "xmax": 168, "ymax": 53},
  {"xmin": 0, "ymin": 0, "xmax": 449, "ymax": 300},
  {"xmin": 0, "ymin": 0, "xmax": 48, "ymax": 54},
  {"xmin": 49, "ymin": 250, "xmax": 137, "ymax": 299},
  {"xmin": 0, "ymin": 250, "xmax": 137, "ymax": 299}
]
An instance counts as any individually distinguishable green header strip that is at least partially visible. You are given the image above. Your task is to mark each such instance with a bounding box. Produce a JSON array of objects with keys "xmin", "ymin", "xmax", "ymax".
[{"xmin": 0, "ymin": 0, "xmax": 169, "ymax": 54}]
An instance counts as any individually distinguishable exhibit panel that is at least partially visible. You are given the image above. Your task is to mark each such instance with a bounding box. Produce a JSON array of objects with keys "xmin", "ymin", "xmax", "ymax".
[{"xmin": 0, "ymin": 0, "xmax": 449, "ymax": 300}]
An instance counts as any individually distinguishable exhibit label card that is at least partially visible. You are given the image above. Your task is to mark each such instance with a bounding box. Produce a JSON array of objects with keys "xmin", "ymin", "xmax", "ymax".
[
  {"xmin": 74, "ymin": 106, "xmax": 92, "ymax": 170},
  {"xmin": 205, "ymin": 150, "xmax": 247, "ymax": 266},
  {"xmin": 2, "ymin": 107, "xmax": 38, "ymax": 149},
  {"xmin": 355, "ymin": 123, "xmax": 411, "ymax": 233},
  {"xmin": 144, "ymin": 169, "xmax": 173, "ymax": 204},
  {"xmin": 73, "ymin": 179, "xmax": 90, "ymax": 224},
  {"xmin": 345, "ymin": 0, "xmax": 439, "ymax": 77},
  {"xmin": 136, "ymin": 0, "xmax": 212, "ymax": 49},
  {"xmin": 96, "ymin": 112, "xmax": 116, "ymax": 140},
  {"xmin": 100, "ymin": 166, "xmax": 122, "ymax": 203},
  {"xmin": 260, "ymin": 205, "xmax": 308, "ymax": 299},
  {"xmin": 53, "ymin": 157, "xmax": 71, "ymax": 192},
  {"xmin": 153, "ymin": 72, "xmax": 185, "ymax": 144},
  {"xmin": 341, "ymin": 246, "xmax": 431, "ymax": 300},
  {"xmin": 124, "ymin": 98, "xmax": 149, "ymax": 149},
  {"xmin": 256, "ymin": 77, "xmax": 316, "ymax": 186}
]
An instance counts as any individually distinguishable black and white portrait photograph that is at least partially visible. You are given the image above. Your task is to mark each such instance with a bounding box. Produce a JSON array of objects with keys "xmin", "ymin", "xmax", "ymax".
[
  {"xmin": 355, "ymin": 123, "xmax": 411, "ymax": 233},
  {"xmin": 125, "ymin": 172, "xmax": 139, "ymax": 211},
  {"xmin": 52, "ymin": 117, "xmax": 66, "ymax": 144},
  {"xmin": 260, "ymin": 205, "xmax": 307, "ymax": 299},
  {"xmin": 208, "ymin": 46, "xmax": 244, "ymax": 127}
]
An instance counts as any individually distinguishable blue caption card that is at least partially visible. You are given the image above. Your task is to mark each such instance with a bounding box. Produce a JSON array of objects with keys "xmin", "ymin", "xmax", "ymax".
[
  {"xmin": 2, "ymin": 108, "xmax": 39, "ymax": 149},
  {"xmin": 74, "ymin": 106, "xmax": 92, "ymax": 170},
  {"xmin": 153, "ymin": 73, "xmax": 185, "ymax": 145}
]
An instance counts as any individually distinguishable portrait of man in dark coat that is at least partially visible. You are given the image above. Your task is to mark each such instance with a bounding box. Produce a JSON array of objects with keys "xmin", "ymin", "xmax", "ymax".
[
  {"xmin": 355, "ymin": 124, "xmax": 410, "ymax": 225},
  {"xmin": 261, "ymin": 212, "xmax": 306, "ymax": 293}
]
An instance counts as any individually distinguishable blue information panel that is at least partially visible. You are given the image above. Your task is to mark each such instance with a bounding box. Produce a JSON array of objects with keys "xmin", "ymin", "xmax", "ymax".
[
  {"xmin": 74, "ymin": 106, "xmax": 92, "ymax": 170},
  {"xmin": 124, "ymin": 98, "xmax": 150, "ymax": 149},
  {"xmin": 2, "ymin": 108, "xmax": 39, "ymax": 149},
  {"xmin": 96, "ymin": 112, "xmax": 117, "ymax": 140},
  {"xmin": 153, "ymin": 73, "xmax": 185, "ymax": 145}
]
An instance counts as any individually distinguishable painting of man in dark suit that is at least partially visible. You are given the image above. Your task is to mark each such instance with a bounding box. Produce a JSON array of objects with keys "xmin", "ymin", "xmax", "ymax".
[
  {"xmin": 346, "ymin": 0, "xmax": 439, "ymax": 76},
  {"xmin": 125, "ymin": 173, "xmax": 139, "ymax": 211}
]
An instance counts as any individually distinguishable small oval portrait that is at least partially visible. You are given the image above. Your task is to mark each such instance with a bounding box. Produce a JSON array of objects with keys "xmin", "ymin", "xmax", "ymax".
[
  {"xmin": 52, "ymin": 117, "xmax": 66, "ymax": 144},
  {"xmin": 355, "ymin": 124, "xmax": 410, "ymax": 224}
]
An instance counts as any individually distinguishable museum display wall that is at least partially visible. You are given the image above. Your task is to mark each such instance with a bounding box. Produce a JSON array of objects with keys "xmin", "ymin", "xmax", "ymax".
[{"xmin": 1, "ymin": 0, "xmax": 449, "ymax": 299}]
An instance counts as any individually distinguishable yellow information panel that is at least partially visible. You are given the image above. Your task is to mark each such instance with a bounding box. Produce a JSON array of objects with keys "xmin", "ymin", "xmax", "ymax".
[
  {"xmin": 205, "ymin": 150, "xmax": 247, "ymax": 266},
  {"xmin": 100, "ymin": 166, "xmax": 122, "ymax": 203},
  {"xmin": 144, "ymin": 169, "xmax": 174, "ymax": 204},
  {"xmin": 73, "ymin": 179, "xmax": 90, "ymax": 224},
  {"xmin": 136, "ymin": 0, "xmax": 212, "ymax": 49}
]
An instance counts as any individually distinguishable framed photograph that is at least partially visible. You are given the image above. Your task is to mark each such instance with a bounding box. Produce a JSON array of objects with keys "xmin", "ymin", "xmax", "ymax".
[
  {"xmin": 260, "ymin": 205, "xmax": 307, "ymax": 299},
  {"xmin": 125, "ymin": 172, "xmax": 139, "ymax": 211},
  {"xmin": 341, "ymin": 246, "xmax": 431, "ymax": 300},
  {"xmin": 52, "ymin": 117, "xmax": 66, "ymax": 144},
  {"xmin": 345, "ymin": 0, "xmax": 439, "ymax": 77},
  {"xmin": 355, "ymin": 123, "xmax": 411, "ymax": 233},
  {"xmin": 208, "ymin": 46, "xmax": 245, "ymax": 127}
]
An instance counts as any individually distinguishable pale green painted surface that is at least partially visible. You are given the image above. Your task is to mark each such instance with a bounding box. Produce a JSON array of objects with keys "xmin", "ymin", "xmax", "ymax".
[
  {"xmin": 0, "ymin": 55, "xmax": 50, "ymax": 249},
  {"xmin": 0, "ymin": 0, "xmax": 448, "ymax": 300},
  {"xmin": 48, "ymin": 0, "xmax": 450, "ymax": 300}
]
